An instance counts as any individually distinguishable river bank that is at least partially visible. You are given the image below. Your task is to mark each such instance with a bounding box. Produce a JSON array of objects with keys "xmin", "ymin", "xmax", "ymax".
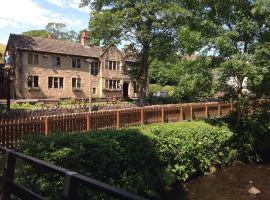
[{"xmin": 162, "ymin": 163, "xmax": 270, "ymax": 200}]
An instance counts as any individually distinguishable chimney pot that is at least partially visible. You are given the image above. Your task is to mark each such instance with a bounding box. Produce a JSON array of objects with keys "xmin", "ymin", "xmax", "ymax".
[
  {"xmin": 81, "ymin": 31, "xmax": 90, "ymax": 46},
  {"xmin": 48, "ymin": 33, "xmax": 54, "ymax": 39}
]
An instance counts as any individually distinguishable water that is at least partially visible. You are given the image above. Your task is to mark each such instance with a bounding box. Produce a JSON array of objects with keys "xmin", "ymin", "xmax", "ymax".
[{"xmin": 163, "ymin": 164, "xmax": 270, "ymax": 200}]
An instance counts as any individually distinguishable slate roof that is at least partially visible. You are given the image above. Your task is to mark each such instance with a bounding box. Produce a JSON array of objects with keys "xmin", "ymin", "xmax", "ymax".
[{"xmin": 8, "ymin": 34, "xmax": 102, "ymax": 58}]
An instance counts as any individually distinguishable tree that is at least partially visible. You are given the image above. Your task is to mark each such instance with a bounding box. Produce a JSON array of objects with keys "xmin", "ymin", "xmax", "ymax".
[
  {"xmin": 186, "ymin": 0, "xmax": 270, "ymax": 124},
  {"xmin": 80, "ymin": 0, "xmax": 191, "ymax": 103},
  {"xmin": 22, "ymin": 30, "xmax": 50, "ymax": 38},
  {"xmin": 45, "ymin": 22, "xmax": 79, "ymax": 42},
  {"xmin": 174, "ymin": 57, "xmax": 213, "ymax": 102},
  {"xmin": 22, "ymin": 23, "xmax": 79, "ymax": 42}
]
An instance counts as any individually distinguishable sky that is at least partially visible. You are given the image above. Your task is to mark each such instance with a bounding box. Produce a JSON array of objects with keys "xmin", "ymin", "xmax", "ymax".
[{"xmin": 0, "ymin": 0, "xmax": 91, "ymax": 44}]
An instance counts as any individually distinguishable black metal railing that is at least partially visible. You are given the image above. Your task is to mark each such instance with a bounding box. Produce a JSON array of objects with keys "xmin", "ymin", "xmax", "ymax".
[{"xmin": 0, "ymin": 146, "xmax": 148, "ymax": 200}]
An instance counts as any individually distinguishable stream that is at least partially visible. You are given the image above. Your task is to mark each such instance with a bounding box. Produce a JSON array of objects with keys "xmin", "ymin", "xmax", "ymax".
[{"xmin": 163, "ymin": 164, "xmax": 270, "ymax": 200}]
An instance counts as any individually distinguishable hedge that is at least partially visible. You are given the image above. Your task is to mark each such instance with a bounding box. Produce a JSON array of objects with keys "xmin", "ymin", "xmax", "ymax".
[{"xmin": 18, "ymin": 121, "xmax": 238, "ymax": 199}]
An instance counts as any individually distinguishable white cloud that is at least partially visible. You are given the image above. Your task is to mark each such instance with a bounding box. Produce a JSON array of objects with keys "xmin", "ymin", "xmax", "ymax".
[
  {"xmin": 0, "ymin": 0, "xmax": 51, "ymax": 28},
  {"xmin": 46, "ymin": 0, "xmax": 65, "ymax": 7},
  {"xmin": 0, "ymin": 0, "xmax": 84, "ymax": 30},
  {"xmin": 46, "ymin": 0, "xmax": 91, "ymax": 14},
  {"xmin": 69, "ymin": 0, "xmax": 91, "ymax": 14}
]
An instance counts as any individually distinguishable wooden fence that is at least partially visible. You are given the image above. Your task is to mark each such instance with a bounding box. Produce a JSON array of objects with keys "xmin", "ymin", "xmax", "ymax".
[{"xmin": 0, "ymin": 102, "xmax": 234, "ymax": 148}]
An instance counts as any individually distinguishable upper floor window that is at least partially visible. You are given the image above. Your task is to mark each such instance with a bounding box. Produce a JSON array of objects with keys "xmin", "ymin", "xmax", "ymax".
[
  {"xmin": 105, "ymin": 60, "xmax": 120, "ymax": 71},
  {"xmin": 72, "ymin": 78, "xmax": 81, "ymax": 89},
  {"xmin": 48, "ymin": 77, "xmax": 63, "ymax": 89},
  {"xmin": 51, "ymin": 56, "xmax": 61, "ymax": 67},
  {"xmin": 28, "ymin": 76, "xmax": 39, "ymax": 87},
  {"xmin": 72, "ymin": 58, "xmax": 81, "ymax": 68},
  {"xmin": 28, "ymin": 53, "xmax": 39, "ymax": 65},
  {"xmin": 91, "ymin": 62, "xmax": 99, "ymax": 76}
]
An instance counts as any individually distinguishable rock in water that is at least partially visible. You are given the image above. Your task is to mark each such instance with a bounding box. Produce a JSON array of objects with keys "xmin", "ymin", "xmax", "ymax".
[{"xmin": 248, "ymin": 186, "xmax": 261, "ymax": 195}]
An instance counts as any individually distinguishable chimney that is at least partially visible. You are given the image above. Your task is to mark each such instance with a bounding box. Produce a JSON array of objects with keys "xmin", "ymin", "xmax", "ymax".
[
  {"xmin": 81, "ymin": 31, "xmax": 90, "ymax": 46},
  {"xmin": 48, "ymin": 33, "xmax": 54, "ymax": 39}
]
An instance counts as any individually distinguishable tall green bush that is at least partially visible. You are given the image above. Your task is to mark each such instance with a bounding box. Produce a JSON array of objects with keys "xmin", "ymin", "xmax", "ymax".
[{"xmin": 19, "ymin": 121, "xmax": 238, "ymax": 199}]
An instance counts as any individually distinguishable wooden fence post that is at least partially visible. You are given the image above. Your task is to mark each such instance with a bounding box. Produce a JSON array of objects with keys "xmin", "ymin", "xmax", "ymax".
[
  {"xmin": 141, "ymin": 108, "xmax": 144, "ymax": 125},
  {"xmin": 86, "ymin": 113, "xmax": 91, "ymax": 131},
  {"xmin": 116, "ymin": 110, "xmax": 120, "ymax": 129},
  {"xmin": 44, "ymin": 117, "xmax": 48, "ymax": 136},
  {"xmin": 161, "ymin": 107, "xmax": 165, "ymax": 123},
  {"xmin": 230, "ymin": 102, "xmax": 233, "ymax": 113},
  {"xmin": 190, "ymin": 105, "xmax": 193, "ymax": 121},
  {"xmin": 218, "ymin": 104, "xmax": 221, "ymax": 117},
  {"xmin": 180, "ymin": 106, "xmax": 183, "ymax": 121},
  {"xmin": 205, "ymin": 105, "xmax": 208, "ymax": 119}
]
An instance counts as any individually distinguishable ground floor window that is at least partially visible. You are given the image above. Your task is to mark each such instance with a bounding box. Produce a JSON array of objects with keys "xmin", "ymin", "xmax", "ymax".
[
  {"xmin": 28, "ymin": 76, "xmax": 39, "ymax": 87},
  {"xmin": 105, "ymin": 80, "xmax": 121, "ymax": 90},
  {"xmin": 72, "ymin": 78, "xmax": 81, "ymax": 89},
  {"xmin": 48, "ymin": 77, "xmax": 64, "ymax": 89},
  {"xmin": 92, "ymin": 87, "xmax": 96, "ymax": 94}
]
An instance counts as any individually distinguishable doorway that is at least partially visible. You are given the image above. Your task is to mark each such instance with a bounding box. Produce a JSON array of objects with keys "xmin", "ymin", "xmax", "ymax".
[{"xmin": 123, "ymin": 82, "xmax": 129, "ymax": 98}]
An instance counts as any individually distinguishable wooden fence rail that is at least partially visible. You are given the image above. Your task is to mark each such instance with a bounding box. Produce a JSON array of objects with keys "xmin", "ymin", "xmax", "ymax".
[{"xmin": 0, "ymin": 102, "xmax": 234, "ymax": 148}]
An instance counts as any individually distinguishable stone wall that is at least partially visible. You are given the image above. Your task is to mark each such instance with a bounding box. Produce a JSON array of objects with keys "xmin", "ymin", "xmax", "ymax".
[{"xmin": 13, "ymin": 46, "xmax": 139, "ymax": 99}]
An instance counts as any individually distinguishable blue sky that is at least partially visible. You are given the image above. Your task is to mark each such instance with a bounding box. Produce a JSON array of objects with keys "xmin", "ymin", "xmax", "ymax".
[{"xmin": 0, "ymin": 0, "xmax": 91, "ymax": 44}]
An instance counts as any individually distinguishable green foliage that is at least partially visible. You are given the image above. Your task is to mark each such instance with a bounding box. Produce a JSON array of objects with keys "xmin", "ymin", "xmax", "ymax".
[
  {"xmin": 0, "ymin": 43, "xmax": 6, "ymax": 64},
  {"xmin": 22, "ymin": 23, "xmax": 79, "ymax": 42},
  {"xmin": 149, "ymin": 84, "xmax": 163, "ymax": 94},
  {"xmin": 22, "ymin": 30, "xmax": 50, "ymax": 38},
  {"xmin": 239, "ymin": 106, "xmax": 270, "ymax": 160},
  {"xmin": 252, "ymin": 43, "xmax": 270, "ymax": 97},
  {"xmin": 82, "ymin": 0, "xmax": 192, "ymax": 101},
  {"xmin": 173, "ymin": 58, "xmax": 213, "ymax": 102},
  {"xmin": 45, "ymin": 22, "xmax": 79, "ymax": 42},
  {"xmin": 149, "ymin": 59, "xmax": 178, "ymax": 86},
  {"xmin": 19, "ymin": 122, "xmax": 238, "ymax": 199}
]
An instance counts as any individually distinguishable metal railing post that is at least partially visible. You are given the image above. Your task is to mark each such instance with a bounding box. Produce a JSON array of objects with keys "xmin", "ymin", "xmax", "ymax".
[
  {"xmin": 62, "ymin": 171, "xmax": 79, "ymax": 200},
  {"xmin": 2, "ymin": 150, "xmax": 16, "ymax": 200}
]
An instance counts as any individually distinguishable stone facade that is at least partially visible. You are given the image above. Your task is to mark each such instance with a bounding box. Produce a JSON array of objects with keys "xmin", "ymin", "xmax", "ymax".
[{"xmin": 6, "ymin": 34, "xmax": 139, "ymax": 99}]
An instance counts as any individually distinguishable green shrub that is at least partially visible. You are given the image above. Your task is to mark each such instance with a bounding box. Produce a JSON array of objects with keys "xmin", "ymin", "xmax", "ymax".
[
  {"xmin": 19, "ymin": 121, "xmax": 238, "ymax": 199},
  {"xmin": 162, "ymin": 85, "xmax": 175, "ymax": 96},
  {"xmin": 149, "ymin": 84, "xmax": 163, "ymax": 95}
]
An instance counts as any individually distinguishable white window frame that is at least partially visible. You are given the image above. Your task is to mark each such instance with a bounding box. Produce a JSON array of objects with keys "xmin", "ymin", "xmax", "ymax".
[
  {"xmin": 105, "ymin": 60, "xmax": 120, "ymax": 71},
  {"xmin": 72, "ymin": 78, "xmax": 81, "ymax": 89},
  {"xmin": 28, "ymin": 76, "xmax": 39, "ymax": 88},
  {"xmin": 48, "ymin": 77, "xmax": 64, "ymax": 89},
  {"xmin": 105, "ymin": 79, "xmax": 121, "ymax": 90}
]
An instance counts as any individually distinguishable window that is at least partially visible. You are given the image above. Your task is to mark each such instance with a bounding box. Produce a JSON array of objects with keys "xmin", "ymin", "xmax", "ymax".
[
  {"xmin": 48, "ymin": 77, "xmax": 64, "ymax": 89},
  {"xmin": 72, "ymin": 58, "xmax": 81, "ymax": 68},
  {"xmin": 28, "ymin": 53, "xmax": 39, "ymax": 65},
  {"xmin": 28, "ymin": 76, "xmax": 39, "ymax": 87},
  {"xmin": 91, "ymin": 62, "xmax": 99, "ymax": 75},
  {"xmin": 72, "ymin": 78, "xmax": 81, "ymax": 89},
  {"xmin": 92, "ymin": 87, "xmax": 96, "ymax": 94},
  {"xmin": 105, "ymin": 80, "xmax": 121, "ymax": 90},
  {"xmin": 51, "ymin": 56, "xmax": 61, "ymax": 67},
  {"xmin": 105, "ymin": 60, "xmax": 120, "ymax": 70}
]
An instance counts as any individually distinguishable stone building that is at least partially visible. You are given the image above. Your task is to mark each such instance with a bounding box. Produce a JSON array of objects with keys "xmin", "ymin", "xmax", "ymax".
[{"xmin": 4, "ymin": 32, "xmax": 139, "ymax": 99}]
